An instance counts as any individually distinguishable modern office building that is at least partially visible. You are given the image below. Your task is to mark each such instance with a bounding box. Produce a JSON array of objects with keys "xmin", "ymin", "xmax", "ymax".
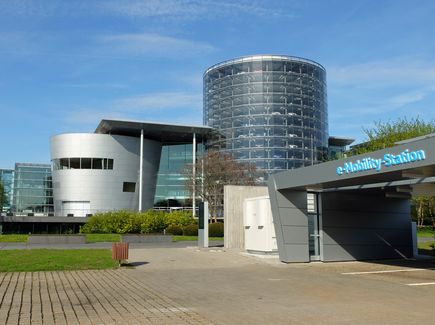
[
  {"xmin": 12, "ymin": 163, "xmax": 53, "ymax": 215},
  {"xmin": 50, "ymin": 120, "xmax": 214, "ymax": 216},
  {"xmin": 0, "ymin": 169, "xmax": 14, "ymax": 213},
  {"xmin": 204, "ymin": 55, "xmax": 329, "ymax": 182}
]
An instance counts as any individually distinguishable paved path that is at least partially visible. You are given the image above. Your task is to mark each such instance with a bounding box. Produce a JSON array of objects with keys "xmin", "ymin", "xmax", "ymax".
[
  {"xmin": 0, "ymin": 269, "xmax": 209, "ymax": 325},
  {"xmin": 1, "ymin": 243, "xmax": 435, "ymax": 324}
]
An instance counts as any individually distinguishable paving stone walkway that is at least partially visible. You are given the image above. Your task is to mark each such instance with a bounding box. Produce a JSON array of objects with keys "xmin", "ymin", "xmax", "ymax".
[{"xmin": 0, "ymin": 269, "xmax": 210, "ymax": 325}]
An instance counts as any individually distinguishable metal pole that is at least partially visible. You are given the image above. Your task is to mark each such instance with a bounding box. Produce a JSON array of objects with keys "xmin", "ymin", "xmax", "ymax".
[
  {"xmin": 139, "ymin": 129, "xmax": 144, "ymax": 211},
  {"xmin": 192, "ymin": 133, "xmax": 196, "ymax": 217}
]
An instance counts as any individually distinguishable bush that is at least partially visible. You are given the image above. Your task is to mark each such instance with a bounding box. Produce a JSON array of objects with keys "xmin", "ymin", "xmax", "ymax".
[
  {"xmin": 139, "ymin": 210, "xmax": 166, "ymax": 234},
  {"xmin": 208, "ymin": 222, "xmax": 224, "ymax": 237},
  {"xmin": 183, "ymin": 224, "xmax": 198, "ymax": 236},
  {"xmin": 165, "ymin": 225, "xmax": 183, "ymax": 235},
  {"xmin": 165, "ymin": 210, "xmax": 196, "ymax": 228},
  {"xmin": 80, "ymin": 209, "xmax": 197, "ymax": 234}
]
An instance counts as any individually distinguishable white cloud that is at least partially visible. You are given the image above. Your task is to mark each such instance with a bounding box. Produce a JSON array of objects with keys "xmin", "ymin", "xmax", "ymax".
[
  {"xmin": 98, "ymin": 33, "xmax": 215, "ymax": 58},
  {"xmin": 100, "ymin": 0, "xmax": 293, "ymax": 19},
  {"xmin": 65, "ymin": 91, "xmax": 203, "ymax": 127},
  {"xmin": 386, "ymin": 91, "xmax": 426, "ymax": 107},
  {"xmin": 328, "ymin": 57, "xmax": 435, "ymax": 88},
  {"xmin": 114, "ymin": 92, "xmax": 202, "ymax": 110},
  {"xmin": 0, "ymin": 0, "xmax": 294, "ymax": 19},
  {"xmin": 63, "ymin": 83, "xmax": 128, "ymax": 89}
]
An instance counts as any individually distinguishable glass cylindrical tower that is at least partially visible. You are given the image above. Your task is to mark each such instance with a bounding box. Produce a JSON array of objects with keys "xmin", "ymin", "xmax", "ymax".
[{"xmin": 203, "ymin": 55, "xmax": 329, "ymax": 182}]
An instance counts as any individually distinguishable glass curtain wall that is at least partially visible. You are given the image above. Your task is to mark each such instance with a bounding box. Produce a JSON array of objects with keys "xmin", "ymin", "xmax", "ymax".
[
  {"xmin": 13, "ymin": 163, "xmax": 54, "ymax": 215},
  {"xmin": 0, "ymin": 169, "xmax": 14, "ymax": 213},
  {"xmin": 154, "ymin": 144, "xmax": 204, "ymax": 208},
  {"xmin": 204, "ymin": 55, "xmax": 329, "ymax": 183}
]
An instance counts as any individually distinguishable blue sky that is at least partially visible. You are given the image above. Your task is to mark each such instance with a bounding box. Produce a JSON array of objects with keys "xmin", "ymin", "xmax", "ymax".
[{"xmin": 1, "ymin": 0, "xmax": 435, "ymax": 168}]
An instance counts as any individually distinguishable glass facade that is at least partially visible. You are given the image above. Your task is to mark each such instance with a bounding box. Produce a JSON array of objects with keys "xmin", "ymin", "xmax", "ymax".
[
  {"xmin": 154, "ymin": 144, "xmax": 203, "ymax": 207},
  {"xmin": 13, "ymin": 163, "xmax": 54, "ymax": 215},
  {"xmin": 204, "ymin": 55, "xmax": 329, "ymax": 182},
  {"xmin": 0, "ymin": 169, "xmax": 14, "ymax": 213}
]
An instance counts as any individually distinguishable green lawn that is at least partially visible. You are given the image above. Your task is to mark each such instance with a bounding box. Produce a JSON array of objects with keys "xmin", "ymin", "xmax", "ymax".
[
  {"xmin": 0, "ymin": 249, "xmax": 118, "ymax": 272},
  {"xmin": 0, "ymin": 234, "xmax": 28, "ymax": 242},
  {"xmin": 172, "ymin": 235, "xmax": 224, "ymax": 241},
  {"xmin": 418, "ymin": 240, "xmax": 435, "ymax": 256},
  {"xmin": 417, "ymin": 228, "xmax": 435, "ymax": 238}
]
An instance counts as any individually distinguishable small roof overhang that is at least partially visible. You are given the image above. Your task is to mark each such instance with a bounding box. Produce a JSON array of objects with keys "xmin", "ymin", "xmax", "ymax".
[
  {"xmin": 95, "ymin": 119, "xmax": 220, "ymax": 145},
  {"xmin": 328, "ymin": 136, "xmax": 355, "ymax": 147}
]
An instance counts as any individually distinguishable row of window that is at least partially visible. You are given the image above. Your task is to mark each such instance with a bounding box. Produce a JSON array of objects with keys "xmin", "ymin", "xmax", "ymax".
[{"xmin": 53, "ymin": 158, "xmax": 114, "ymax": 170}]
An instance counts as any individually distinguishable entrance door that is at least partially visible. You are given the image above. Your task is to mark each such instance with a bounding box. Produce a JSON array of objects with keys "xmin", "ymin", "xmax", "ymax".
[{"xmin": 307, "ymin": 193, "xmax": 321, "ymax": 261}]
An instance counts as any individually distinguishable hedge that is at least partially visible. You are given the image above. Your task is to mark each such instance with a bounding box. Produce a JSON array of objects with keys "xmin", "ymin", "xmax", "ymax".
[
  {"xmin": 183, "ymin": 224, "xmax": 198, "ymax": 236},
  {"xmin": 208, "ymin": 222, "xmax": 224, "ymax": 237},
  {"xmin": 80, "ymin": 210, "xmax": 196, "ymax": 234}
]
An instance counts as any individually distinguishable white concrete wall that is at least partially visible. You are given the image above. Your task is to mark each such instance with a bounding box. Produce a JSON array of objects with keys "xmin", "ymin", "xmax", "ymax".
[{"xmin": 224, "ymin": 185, "xmax": 268, "ymax": 249}]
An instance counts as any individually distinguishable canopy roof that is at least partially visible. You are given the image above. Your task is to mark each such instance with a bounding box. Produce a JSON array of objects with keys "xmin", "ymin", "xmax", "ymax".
[
  {"xmin": 95, "ymin": 119, "xmax": 219, "ymax": 145},
  {"xmin": 270, "ymin": 134, "xmax": 435, "ymax": 196}
]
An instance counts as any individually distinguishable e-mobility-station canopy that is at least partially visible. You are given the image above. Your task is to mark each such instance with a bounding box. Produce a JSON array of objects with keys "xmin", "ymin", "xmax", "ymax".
[{"xmin": 268, "ymin": 133, "xmax": 435, "ymax": 262}]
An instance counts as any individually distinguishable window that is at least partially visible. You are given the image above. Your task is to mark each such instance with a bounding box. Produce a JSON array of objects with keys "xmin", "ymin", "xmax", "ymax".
[
  {"xmin": 52, "ymin": 158, "xmax": 114, "ymax": 170},
  {"xmin": 123, "ymin": 182, "xmax": 136, "ymax": 193}
]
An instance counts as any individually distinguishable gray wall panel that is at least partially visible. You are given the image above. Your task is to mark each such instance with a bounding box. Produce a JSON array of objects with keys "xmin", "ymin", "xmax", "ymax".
[
  {"xmin": 282, "ymin": 226, "xmax": 308, "ymax": 244},
  {"xmin": 322, "ymin": 228, "xmax": 412, "ymax": 246},
  {"xmin": 282, "ymin": 244, "xmax": 310, "ymax": 263},
  {"xmin": 268, "ymin": 176, "xmax": 309, "ymax": 263},
  {"xmin": 321, "ymin": 211, "xmax": 411, "ymax": 229},
  {"xmin": 276, "ymin": 189, "xmax": 307, "ymax": 209},
  {"xmin": 278, "ymin": 208, "xmax": 309, "ymax": 226},
  {"xmin": 320, "ymin": 192, "xmax": 412, "ymax": 261},
  {"xmin": 323, "ymin": 244, "xmax": 413, "ymax": 262}
]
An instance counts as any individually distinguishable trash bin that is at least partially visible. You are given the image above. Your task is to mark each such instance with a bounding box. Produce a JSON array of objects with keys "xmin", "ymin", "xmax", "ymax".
[{"xmin": 112, "ymin": 242, "xmax": 129, "ymax": 266}]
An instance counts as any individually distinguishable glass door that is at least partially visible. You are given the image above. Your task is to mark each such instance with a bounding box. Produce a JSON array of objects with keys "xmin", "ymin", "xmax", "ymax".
[{"xmin": 307, "ymin": 193, "xmax": 320, "ymax": 261}]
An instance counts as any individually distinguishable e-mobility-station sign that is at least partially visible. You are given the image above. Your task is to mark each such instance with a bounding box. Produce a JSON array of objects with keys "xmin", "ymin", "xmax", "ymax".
[{"xmin": 336, "ymin": 149, "xmax": 426, "ymax": 176}]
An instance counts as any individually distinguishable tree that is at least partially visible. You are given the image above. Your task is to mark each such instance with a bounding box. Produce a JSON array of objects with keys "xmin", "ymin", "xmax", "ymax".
[
  {"xmin": 350, "ymin": 116, "xmax": 435, "ymax": 155},
  {"xmin": 350, "ymin": 116, "xmax": 435, "ymax": 227},
  {"xmin": 181, "ymin": 150, "xmax": 257, "ymax": 221}
]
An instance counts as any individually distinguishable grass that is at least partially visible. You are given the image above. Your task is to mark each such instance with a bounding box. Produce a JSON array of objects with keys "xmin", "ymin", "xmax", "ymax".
[
  {"xmin": 418, "ymin": 240, "xmax": 435, "ymax": 257},
  {"xmin": 0, "ymin": 249, "xmax": 118, "ymax": 272},
  {"xmin": 172, "ymin": 235, "xmax": 224, "ymax": 241},
  {"xmin": 0, "ymin": 234, "xmax": 28, "ymax": 242},
  {"xmin": 417, "ymin": 227, "xmax": 435, "ymax": 238}
]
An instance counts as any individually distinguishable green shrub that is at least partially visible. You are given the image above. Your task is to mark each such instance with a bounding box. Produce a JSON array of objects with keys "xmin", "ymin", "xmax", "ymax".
[
  {"xmin": 139, "ymin": 210, "xmax": 166, "ymax": 234},
  {"xmin": 80, "ymin": 209, "xmax": 197, "ymax": 234},
  {"xmin": 165, "ymin": 210, "xmax": 196, "ymax": 228},
  {"xmin": 183, "ymin": 224, "xmax": 198, "ymax": 236},
  {"xmin": 165, "ymin": 225, "xmax": 183, "ymax": 235},
  {"xmin": 208, "ymin": 222, "xmax": 224, "ymax": 237}
]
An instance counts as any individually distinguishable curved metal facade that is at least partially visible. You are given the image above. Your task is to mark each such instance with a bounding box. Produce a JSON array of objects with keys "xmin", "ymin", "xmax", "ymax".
[
  {"xmin": 204, "ymin": 55, "xmax": 329, "ymax": 182},
  {"xmin": 50, "ymin": 133, "xmax": 161, "ymax": 216}
]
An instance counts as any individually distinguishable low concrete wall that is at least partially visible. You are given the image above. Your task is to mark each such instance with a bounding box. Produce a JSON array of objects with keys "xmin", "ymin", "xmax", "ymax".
[
  {"xmin": 224, "ymin": 185, "xmax": 268, "ymax": 249},
  {"xmin": 121, "ymin": 234, "xmax": 173, "ymax": 243},
  {"xmin": 28, "ymin": 235, "xmax": 86, "ymax": 244}
]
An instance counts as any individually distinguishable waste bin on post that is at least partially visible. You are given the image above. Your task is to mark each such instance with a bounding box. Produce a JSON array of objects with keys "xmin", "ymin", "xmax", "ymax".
[{"xmin": 112, "ymin": 242, "xmax": 129, "ymax": 266}]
